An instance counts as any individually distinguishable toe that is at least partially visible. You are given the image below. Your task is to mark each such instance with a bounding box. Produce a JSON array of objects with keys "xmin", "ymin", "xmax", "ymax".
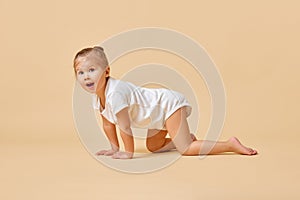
[{"xmin": 248, "ymin": 148, "xmax": 257, "ymax": 155}]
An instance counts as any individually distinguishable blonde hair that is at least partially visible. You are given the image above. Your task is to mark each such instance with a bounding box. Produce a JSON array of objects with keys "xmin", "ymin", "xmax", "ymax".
[{"xmin": 73, "ymin": 46, "xmax": 109, "ymax": 74}]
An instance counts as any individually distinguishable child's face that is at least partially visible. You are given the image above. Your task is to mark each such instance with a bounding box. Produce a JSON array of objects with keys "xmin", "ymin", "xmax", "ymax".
[{"xmin": 75, "ymin": 54, "xmax": 108, "ymax": 94}]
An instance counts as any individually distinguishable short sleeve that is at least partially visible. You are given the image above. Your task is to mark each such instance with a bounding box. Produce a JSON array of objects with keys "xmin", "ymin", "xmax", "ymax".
[{"xmin": 108, "ymin": 92, "xmax": 129, "ymax": 115}]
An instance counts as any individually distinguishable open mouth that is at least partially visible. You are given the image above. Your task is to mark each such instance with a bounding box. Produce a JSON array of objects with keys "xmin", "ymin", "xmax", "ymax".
[{"xmin": 86, "ymin": 83, "xmax": 94, "ymax": 88}]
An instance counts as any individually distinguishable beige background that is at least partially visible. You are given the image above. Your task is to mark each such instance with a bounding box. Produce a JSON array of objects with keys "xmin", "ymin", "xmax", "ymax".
[{"xmin": 1, "ymin": 0, "xmax": 300, "ymax": 199}]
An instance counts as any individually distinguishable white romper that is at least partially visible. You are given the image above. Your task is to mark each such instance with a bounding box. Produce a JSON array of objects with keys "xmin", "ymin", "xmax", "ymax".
[{"xmin": 93, "ymin": 77, "xmax": 192, "ymax": 130}]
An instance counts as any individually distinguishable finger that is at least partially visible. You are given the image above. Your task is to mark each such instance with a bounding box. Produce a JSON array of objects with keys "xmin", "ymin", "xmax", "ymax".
[
  {"xmin": 104, "ymin": 151, "xmax": 115, "ymax": 156},
  {"xmin": 95, "ymin": 150, "xmax": 106, "ymax": 155}
]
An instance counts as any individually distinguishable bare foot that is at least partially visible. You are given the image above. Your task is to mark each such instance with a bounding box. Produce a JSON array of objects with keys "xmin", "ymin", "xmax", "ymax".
[{"xmin": 228, "ymin": 137, "xmax": 258, "ymax": 155}]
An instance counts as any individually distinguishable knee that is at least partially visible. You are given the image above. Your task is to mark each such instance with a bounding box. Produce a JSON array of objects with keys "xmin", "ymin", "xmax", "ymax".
[
  {"xmin": 146, "ymin": 139, "xmax": 158, "ymax": 152},
  {"xmin": 147, "ymin": 146, "xmax": 157, "ymax": 153}
]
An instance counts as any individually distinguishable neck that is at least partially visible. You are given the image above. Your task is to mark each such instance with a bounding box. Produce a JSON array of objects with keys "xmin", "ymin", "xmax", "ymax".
[{"xmin": 96, "ymin": 77, "xmax": 109, "ymax": 108}]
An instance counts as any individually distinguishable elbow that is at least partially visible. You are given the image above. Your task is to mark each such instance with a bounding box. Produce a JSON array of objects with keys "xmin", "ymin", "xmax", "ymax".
[{"xmin": 103, "ymin": 124, "xmax": 115, "ymax": 132}]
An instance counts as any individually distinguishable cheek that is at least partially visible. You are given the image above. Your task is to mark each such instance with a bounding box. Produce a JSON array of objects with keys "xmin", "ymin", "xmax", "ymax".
[
  {"xmin": 87, "ymin": 71, "xmax": 99, "ymax": 80},
  {"xmin": 95, "ymin": 71, "xmax": 104, "ymax": 79},
  {"xmin": 95, "ymin": 71, "xmax": 105, "ymax": 81},
  {"xmin": 76, "ymin": 77, "xmax": 85, "ymax": 85}
]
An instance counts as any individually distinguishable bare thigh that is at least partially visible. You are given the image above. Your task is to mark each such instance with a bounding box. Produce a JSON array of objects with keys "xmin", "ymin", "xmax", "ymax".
[
  {"xmin": 146, "ymin": 129, "xmax": 168, "ymax": 152},
  {"xmin": 165, "ymin": 107, "xmax": 193, "ymax": 154}
]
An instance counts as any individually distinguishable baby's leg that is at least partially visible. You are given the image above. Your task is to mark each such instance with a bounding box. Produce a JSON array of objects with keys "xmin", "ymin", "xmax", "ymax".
[
  {"xmin": 146, "ymin": 129, "xmax": 174, "ymax": 153},
  {"xmin": 165, "ymin": 107, "xmax": 258, "ymax": 155},
  {"xmin": 146, "ymin": 129, "xmax": 197, "ymax": 153}
]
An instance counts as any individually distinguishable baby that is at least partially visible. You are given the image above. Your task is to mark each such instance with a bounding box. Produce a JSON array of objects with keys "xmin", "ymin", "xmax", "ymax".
[{"xmin": 73, "ymin": 46, "xmax": 258, "ymax": 159}]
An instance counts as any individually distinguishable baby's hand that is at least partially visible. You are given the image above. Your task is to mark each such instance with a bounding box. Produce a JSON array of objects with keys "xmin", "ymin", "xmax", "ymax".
[
  {"xmin": 95, "ymin": 149, "xmax": 118, "ymax": 156},
  {"xmin": 111, "ymin": 151, "xmax": 133, "ymax": 159}
]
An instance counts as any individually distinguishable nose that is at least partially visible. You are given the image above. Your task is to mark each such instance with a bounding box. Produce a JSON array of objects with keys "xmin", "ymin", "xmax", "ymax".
[{"xmin": 84, "ymin": 73, "xmax": 90, "ymax": 81}]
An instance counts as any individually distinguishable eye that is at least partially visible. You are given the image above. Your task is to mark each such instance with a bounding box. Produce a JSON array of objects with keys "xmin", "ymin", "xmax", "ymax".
[
  {"xmin": 77, "ymin": 71, "xmax": 84, "ymax": 75},
  {"xmin": 89, "ymin": 68, "xmax": 95, "ymax": 72}
]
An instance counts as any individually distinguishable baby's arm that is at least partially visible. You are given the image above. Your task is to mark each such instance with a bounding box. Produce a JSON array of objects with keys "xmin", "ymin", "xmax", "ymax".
[
  {"xmin": 95, "ymin": 115, "xmax": 119, "ymax": 156},
  {"xmin": 113, "ymin": 107, "xmax": 134, "ymax": 159}
]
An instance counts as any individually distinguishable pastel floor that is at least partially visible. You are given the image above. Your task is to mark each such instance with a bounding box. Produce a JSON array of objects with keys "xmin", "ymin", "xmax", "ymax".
[{"xmin": 1, "ymin": 138, "xmax": 298, "ymax": 200}]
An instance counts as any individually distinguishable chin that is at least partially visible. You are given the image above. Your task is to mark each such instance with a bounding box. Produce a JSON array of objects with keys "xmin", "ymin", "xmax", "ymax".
[{"xmin": 84, "ymin": 88, "xmax": 96, "ymax": 94}]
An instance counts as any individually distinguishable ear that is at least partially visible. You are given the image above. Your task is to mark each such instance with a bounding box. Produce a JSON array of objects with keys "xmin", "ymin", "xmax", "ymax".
[{"xmin": 105, "ymin": 66, "xmax": 110, "ymax": 77}]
